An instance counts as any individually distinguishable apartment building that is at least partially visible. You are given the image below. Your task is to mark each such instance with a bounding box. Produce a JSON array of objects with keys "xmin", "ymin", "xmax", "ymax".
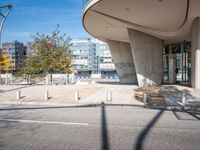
[
  {"xmin": 2, "ymin": 40, "xmax": 26, "ymax": 71},
  {"xmin": 71, "ymin": 38, "xmax": 118, "ymax": 79}
]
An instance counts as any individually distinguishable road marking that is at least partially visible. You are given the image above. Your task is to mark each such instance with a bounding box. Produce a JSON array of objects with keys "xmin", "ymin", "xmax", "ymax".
[{"xmin": 0, "ymin": 119, "xmax": 89, "ymax": 126}]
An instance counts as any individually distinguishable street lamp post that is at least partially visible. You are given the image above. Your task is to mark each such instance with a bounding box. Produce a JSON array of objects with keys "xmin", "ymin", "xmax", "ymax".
[{"xmin": 0, "ymin": 4, "xmax": 12, "ymax": 84}]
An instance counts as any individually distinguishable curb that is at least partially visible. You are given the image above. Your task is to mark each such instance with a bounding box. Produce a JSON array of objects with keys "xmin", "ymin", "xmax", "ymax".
[{"xmin": 0, "ymin": 100, "xmax": 144, "ymax": 108}]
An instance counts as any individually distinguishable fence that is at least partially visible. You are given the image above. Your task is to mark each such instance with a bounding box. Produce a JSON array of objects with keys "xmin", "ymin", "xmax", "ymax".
[{"xmin": 0, "ymin": 74, "xmax": 75, "ymax": 85}]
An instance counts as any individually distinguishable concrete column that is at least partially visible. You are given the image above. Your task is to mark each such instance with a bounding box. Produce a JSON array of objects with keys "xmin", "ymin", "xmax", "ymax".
[
  {"xmin": 191, "ymin": 17, "xmax": 200, "ymax": 89},
  {"xmin": 107, "ymin": 40, "xmax": 137, "ymax": 84},
  {"xmin": 128, "ymin": 28, "xmax": 163, "ymax": 87}
]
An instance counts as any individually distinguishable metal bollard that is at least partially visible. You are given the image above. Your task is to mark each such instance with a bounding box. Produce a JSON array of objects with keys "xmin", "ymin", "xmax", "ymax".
[
  {"xmin": 75, "ymin": 91, "xmax": 79, "ymax": 101},
  {"xmin": 143, "ymin": 92, "xmax": 148, "ymax": 104},
  {"xmin": 45, "ymin": 91, "xmax": 49, "ymax": 100},
  {"xmin": 182, "ymin": 91, "xmax": 187, "ymax": 105},
  {"xmin": 17, "ymin": 90, "xmax": 21, "ymax": 99},
  {"xmin": 107, "ymin": 91, "xmax": 112, "ymax": 101}
]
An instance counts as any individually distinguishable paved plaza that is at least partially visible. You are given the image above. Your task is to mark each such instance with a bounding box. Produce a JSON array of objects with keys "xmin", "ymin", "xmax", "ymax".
[
  {"xmin": 0, "ymin": 83, "xmax": 143, "ymax": 106},
  {"xmin": 0, "ymin": 83, "xmax": 200, "ymax": 107}
]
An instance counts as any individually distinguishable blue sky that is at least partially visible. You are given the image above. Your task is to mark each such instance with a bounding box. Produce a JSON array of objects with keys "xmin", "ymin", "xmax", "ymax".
[{"xmin": 1, "ymin": 0, "xmax": 91, "ymax": 43}]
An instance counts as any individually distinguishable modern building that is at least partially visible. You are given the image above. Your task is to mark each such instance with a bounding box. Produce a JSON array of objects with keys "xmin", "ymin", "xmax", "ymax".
[
  {"xmin": 2, "ymin": 41, "xmax": 26, "ymax": 71},
  {"xmin": 71, "ymin": 38, "xmax": 117, "ymax": 79},
  {"xmin": 83, "ymin": 0, "xmax": 200, "ymax": 89},
  {"xmin": 26, "ymin": 42, "xmax": 34, "ymax": 53}
]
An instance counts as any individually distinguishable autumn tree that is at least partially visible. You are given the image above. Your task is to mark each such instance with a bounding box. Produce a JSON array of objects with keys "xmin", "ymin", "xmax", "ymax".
[
  {"xmin": 18, "ymin": 26, "xmax": 73, "ymax": 84},
  {"xmin": 0, "ymin": 54, "xmax": 14, "ymax": 84}
]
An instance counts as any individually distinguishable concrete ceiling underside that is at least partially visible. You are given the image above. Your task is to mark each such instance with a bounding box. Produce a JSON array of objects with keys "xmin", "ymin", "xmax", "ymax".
[{"xmin": 83, "ymin": 0, "xmax": 200, "ymax": 43}]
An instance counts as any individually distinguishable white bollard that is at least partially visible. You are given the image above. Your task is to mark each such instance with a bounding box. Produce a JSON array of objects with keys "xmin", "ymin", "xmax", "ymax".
[
  {"xmin": 75, "ymin": 91, "xmax": 79, "ymax": 101},
  {"xmin": 143, "ymin": 92, "xmax": 148, "ymax": 104},
  {"xmin": 182, "ymin": 91, "xmax": 187, "ymax": 105},
  {"xmin": 107, "ymin": 91, "xmax": 112, "ymax": 101},
  {"xmin": 45, "ymin": 91, "xmax": 49, "ymax": 100},
  {"xmin": 17, "ymin": 90, "xmax": 21, "ymax": 99}
]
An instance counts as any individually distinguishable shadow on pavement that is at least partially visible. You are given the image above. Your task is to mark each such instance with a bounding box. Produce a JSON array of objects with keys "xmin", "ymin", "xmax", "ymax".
[
  {"xmin": 0, "ymin": 102, "xmax": 199, "ymax": 149},
  {"xmin": 0, "ymin": 103, "xmax": 199, "ymax": 120},
  {"xmin": 172, "ymin": 110, "xmax": 200, "ymax": 121},
  {"xmin": 101, "ymin": 103, "xmax": 110, "ymax": 150},
  {"xmin": 0, "ymin": 103, "xmax": 145, "ymax": 111},
  {"xmin": 96, "ymin": 81, "xmax": 137, "ymax": 86},
  {"xmin": 133, "ymin": 110, "xmax": 164, "ymax": 150},
  {"xmin": 0, "ymin": 86, "xmax": 31, "ymax": 93},
  {"xmin": 161, "ymin": 85, "xmax": 197, "ymax": 102}
]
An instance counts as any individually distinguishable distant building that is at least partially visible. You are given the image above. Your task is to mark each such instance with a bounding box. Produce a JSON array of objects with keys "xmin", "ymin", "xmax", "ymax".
[
  {"xmin": 2, "ymin": 41, "xmax": 27, "ymax": 71},
  {"xmin": 26, "ymin": 42, "xmax": 34, "ymax": 52},
  {"xmin": 71, "ymin": 38, "xmax": 118, "ymax": 79}
]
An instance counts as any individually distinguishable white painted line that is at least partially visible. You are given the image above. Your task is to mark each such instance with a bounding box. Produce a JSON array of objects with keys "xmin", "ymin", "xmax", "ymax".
[{"xmin": 0, "ymin": 119, "xmax": 89, "ymax": 126}]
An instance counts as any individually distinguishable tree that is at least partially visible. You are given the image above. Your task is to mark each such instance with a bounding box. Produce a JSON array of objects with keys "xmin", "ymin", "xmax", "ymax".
[
  {"xmin": 0, "ymin": 54, "xmax": 14, "ymax": 71},
  {"xmin": 15, "ymin": 52, "xmax": 45, "ymax": 83},
  {"xmin": 0, "ymin": 54, "xmax": 14, "ymax": 84},
  {"xmin": 18, "ymin": 26, "xmax": 73, "ymax": 84}
]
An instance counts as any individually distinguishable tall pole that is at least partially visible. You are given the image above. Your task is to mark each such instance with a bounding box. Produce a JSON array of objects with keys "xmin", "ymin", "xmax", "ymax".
[{"xmin": 0, "ymin": 4, "xmax": 12, "ymax": 84}]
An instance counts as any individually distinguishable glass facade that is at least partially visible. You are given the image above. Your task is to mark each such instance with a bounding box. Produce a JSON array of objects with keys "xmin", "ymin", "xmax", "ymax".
[
  {"xmin": 71, "ymin": 38, "xmax": 117, "ymax": 79},
  {"xmin": 163, "ymin": 42, "xmax": 191, "ymax": 85}
]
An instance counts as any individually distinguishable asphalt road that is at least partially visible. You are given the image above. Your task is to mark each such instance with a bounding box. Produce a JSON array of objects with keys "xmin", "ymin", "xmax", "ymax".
[{"xmin": 0, "ymin": 104, "xmax": 199, "ymax": 150}]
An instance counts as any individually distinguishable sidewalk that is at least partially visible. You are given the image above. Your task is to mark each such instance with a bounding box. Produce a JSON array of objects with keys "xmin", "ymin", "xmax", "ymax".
[
  {"xmin": 0, "ymin": 83, "xmax": 143, "ymax": 106},
  {"xmin": 0, "ymin": 83, "xmax": 199, "ymax": 107},
  {"xmin": 80, "ymin": 83, "xmax": 143, "ymax": 105}
]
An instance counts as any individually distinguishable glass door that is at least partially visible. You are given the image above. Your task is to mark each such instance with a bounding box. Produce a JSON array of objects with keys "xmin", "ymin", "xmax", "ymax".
[
  {"xmin": 163, "ymin": 42, "xmax": 191, "ymax": 85},
  {"xmin": 181, "ymin": 43, "xmax": 191, "ymax": 84}
]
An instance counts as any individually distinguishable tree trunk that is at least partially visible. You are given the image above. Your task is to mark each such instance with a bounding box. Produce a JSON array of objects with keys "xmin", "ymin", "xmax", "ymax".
[
  {"xmin": 5, "ymin": 73, "xmax": 8, "ymax": 85},
  {"xmin": 27, "ymin": 75, "xmax": 30, "ymax": 84},
  {"xmin": 66, "ymin": 73, "xmax": 69, "ymax": 85},
  {"xmin": 10, "ymin": 74, "xmax": 12, "ymax": 84},
  {"xmin": 45, "ymin": 74, "xmax": 49, "ymax": 85},
  {"xmin": 50, "ymin": 73, "xmax": 53, "ymax": 85}
]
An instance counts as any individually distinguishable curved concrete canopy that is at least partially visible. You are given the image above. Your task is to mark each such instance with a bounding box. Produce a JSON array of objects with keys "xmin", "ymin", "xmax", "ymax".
[{"xmin": 83, "ymin": 0, "xmax": 200, "ymax": 43}]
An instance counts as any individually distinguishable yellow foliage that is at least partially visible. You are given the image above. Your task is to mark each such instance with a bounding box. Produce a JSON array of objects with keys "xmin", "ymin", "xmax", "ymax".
[{"xmin": 0, "ymin": 54, "xmax": 14, "ymax": 72}]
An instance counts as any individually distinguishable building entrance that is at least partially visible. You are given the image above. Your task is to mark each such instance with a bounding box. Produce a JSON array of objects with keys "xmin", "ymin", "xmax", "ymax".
[{"xmin": 163, "ymin": 42, "xmax": 191, "ymax": 85}]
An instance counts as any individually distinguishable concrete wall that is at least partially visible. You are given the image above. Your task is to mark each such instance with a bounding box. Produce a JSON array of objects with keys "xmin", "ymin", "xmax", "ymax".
[
  {"xmin": 107, "ymin": 40, "xmax": 138, "ymax": 84},
  {"xmin": 191, "ymin": 17, "xmax": 200, "ymax": 89},
  {"xmin": 128, "ymin": 28, "xmax": 163, "ymax": 87}
]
